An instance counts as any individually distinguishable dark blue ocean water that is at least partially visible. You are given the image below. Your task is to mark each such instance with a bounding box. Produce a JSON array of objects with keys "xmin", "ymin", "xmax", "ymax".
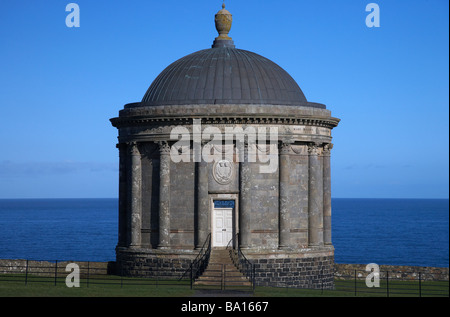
[{"xmin": 0, "ymin": 198, "xmax": 448, "ymax": 267}]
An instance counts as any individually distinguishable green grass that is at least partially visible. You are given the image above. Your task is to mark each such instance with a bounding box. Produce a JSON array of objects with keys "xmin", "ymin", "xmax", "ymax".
[
  {"xmin": 0, "ymin": 275, "xmax": 194, "ymax": 297},
  {"xmin": 0, "ymin": 274, "xmax": 448, "ymax": 297},
  {"xmin": 254, "ymin": 280, "xmax": 449, "ymax": 297}
]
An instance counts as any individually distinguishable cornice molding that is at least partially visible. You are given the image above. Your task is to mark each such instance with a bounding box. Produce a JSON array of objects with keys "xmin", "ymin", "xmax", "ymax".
[{"xmin": 110, "ymin": 115, "xmax": 340, "ymax": 129}]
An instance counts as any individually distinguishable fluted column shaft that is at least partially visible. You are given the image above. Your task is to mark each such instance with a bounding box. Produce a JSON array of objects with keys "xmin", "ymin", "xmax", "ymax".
[
  {"xmin": 239, "ymin": 143, "xmax": 251, "ymax": 248},
  {"xmin": 323, "ymin": 144, "xmax": 333, "ymax": 245},
  {"xmin": 196, "ymin": 157, "xmax": 209, "ymax": 249},
  {"xmin": 129, "ymin": 142, "xmax": 142, "ymax": 248},
  {"xmin": 158, "ymin": 141, "xmax": 171, "ymax": 249},
  {"xmin": 117, "ymin": 143, "xmax": 128, "ymax": 247},
  {"xmin": 308, "ymin": 143, "xmax": 324, "ymax": 247},
  {"xmin": 278, "ymin": 142, "xmax": 291, "ymax": 248}
]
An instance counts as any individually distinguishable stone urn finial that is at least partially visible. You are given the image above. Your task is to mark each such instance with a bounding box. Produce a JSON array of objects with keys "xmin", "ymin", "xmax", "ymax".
[{"xmin": 215, "ymin": 2, "xmax": 233, "ymax": 41}]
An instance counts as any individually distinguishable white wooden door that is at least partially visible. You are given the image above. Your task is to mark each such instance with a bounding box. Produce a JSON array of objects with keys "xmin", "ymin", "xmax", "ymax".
[{"xmin": 213, "ymin": 208, "xmax": 233, "ymax": 247}]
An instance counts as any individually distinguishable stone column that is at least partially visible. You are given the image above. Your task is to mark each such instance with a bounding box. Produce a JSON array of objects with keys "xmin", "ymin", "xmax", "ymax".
[
  {"xmin": 158, "ymin": 141, "xmax": 171, "ymax": 249},
  {"xmin": 278, "ymin": 142, "xmax": 291, "ymax": 249},
  {"xmin": 323, "ymin": 143, "xmax": 333, "ymax": 245},
  {"xmin": 129, "ymin": 142, "xmax": 142, "ymax": 248},
  {"xmin": 239, "ymin": 142, "xmax": 251, "ymax": 249},
  {"xmin": 117, "ymin": 143, "xmax": 128, "ymax": 247},
  {"xmin": 196, "ymin": 156, "xmax": 209, "ymax": 249},
  {"xmin": 308, "ymin": 143, "xmax": 324, "ymax": 247}
]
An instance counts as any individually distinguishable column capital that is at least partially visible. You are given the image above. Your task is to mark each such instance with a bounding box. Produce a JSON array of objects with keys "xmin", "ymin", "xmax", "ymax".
[
  {"xmin": 279, "ymin": 142, "xmax": 293, "ymax": 155},
  {"xmin": 128, "ymin": 141, "xmax": 140, "ymax": 156},
  {"xmin": 307, "ymin": 142, "xmax": 321, "ymax": 156},
  {"xmin": 323, "ymin": 143, "xmax": 333, "ymax": 156},
  {"xmin": 157, "ymin": 141, "xmax": 171, "ymax": 155}
]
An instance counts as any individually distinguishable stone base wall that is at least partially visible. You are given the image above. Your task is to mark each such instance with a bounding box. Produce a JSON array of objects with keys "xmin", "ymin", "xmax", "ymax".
[
  {"xmin": 250, "ymin": 254, "xmax": 334, "ymax": 289},
  {"xmin": 116, "ymin": 247, "xmax": 335, "ymax": 289},
  {"xmin": 116, "ymin": 248, "xmax": 196, "ymax": 278}
]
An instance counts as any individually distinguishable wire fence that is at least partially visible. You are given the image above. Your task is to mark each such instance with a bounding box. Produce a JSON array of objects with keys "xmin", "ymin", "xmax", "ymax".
[
  {"xmin": 0, "ymin": 260, "xmax": 448, "ymax": 297},
  {"xmin": 332, "ymin": 269, "xmax": 449, "ymax": 297},
  {"xmin": 0, "ymin": 260, "xmax": 191, "ymax": 289}
]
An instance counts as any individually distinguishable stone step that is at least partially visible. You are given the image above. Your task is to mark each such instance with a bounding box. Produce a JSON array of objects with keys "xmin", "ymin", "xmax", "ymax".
[
  {"xmin": 193, "ymin": 248, "xmax": 252, "ymax": 289},
  {"xmin": 199, "ymin": 267, "xmax": 242, "ymax": 274},
  {"xmin": 195, "ymin": 278, "xmax": 250, "ymax": 285},
  {"xmin": 203, "ymin": 263, "xmax": 239, "ymax": 270},
  {"xmin": 194, "ymin": 276, "xmax": 251, "ymax": 285},
  {"xmin": 197, "ymin": 270, "xmax": 249, "ymax": 278},
  {"xmin": 208, "ymin": 254, "xmax": 234, "ymax": 261},
  {"xmin": 194, "ymin": 277, "xmax": 252, "ymax": 284},
  {"xmin": 195, "ymin": 277, "xmax": 250, "ymax": 281}
]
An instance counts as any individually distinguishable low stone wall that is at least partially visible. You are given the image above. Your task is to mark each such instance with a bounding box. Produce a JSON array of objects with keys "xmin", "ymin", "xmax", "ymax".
[
  {"xmin": 334, "ymin": 263, "xmax": 449, "ymax": 281},
  {"xmin": 0, "ymin": 259, "xmax": 114, "ymax": 277},
  {"xmin": 1, "ymin": 259, "xmax": 448, "ymax": 283}
]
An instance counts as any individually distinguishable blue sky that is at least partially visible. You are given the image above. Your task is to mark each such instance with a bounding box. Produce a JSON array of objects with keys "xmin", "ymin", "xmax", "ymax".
[{"xmin": 0, "ymin": 0, "xmax": 448, "ymax": 199}]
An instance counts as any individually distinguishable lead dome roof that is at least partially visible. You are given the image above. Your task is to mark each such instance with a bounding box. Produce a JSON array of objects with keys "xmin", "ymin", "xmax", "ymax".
[
  {"xmin": 135, "ymin": 4, "xmax": 324, "ymax": 109},
  {"xmin": 141, "ymin": 47, "xmax": 317, "ymax": 107}
]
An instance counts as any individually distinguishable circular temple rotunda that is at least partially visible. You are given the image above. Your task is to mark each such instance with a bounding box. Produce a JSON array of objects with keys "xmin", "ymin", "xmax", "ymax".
[{"xmin": 110, "ymin": 4, "xmax": 340, "ymax": 289}]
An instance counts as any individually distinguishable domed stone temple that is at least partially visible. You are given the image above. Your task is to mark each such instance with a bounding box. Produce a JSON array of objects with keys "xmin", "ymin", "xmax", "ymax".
[{"xmin": 110, "ymin": 4, "xmax": 340, "ymax": 289}]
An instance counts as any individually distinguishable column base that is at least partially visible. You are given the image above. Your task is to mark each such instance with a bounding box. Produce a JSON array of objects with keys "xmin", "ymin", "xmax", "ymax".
[{"xmin": 308, "ymin": 243, "xmax": 324, "ymax": 247}]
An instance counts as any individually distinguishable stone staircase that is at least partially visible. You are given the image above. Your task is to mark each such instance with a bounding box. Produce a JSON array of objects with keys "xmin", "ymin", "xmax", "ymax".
[{"xmin": 193, "ymin": 248, "xmax": 252, "ymax": 289}]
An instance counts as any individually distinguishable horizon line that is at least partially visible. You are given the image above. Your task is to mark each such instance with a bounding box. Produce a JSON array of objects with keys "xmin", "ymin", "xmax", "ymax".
[{"xmin": 0, "ymin": 197, "xmax": 448, "ymax": 200}]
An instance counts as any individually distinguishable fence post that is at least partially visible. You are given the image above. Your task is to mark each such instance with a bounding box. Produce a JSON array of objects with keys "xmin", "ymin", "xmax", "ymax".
[
  {"xmin": 25, "ymin": 260, "xmax": 29, "ymax": 286},
  {"xmin": 222, "ymin": 264, "xmax": 225, "ymax": 290},
  {"xmin": 321, "ymin": 278, "xmax": 324, "ymax": 295},
  {"xmin": 120, "ymin": 265, "xmax": 123, "ymax": 288},
  {"xmin": 190, "ymin": 261, "xmax": 193, "ymax": 290},
  {"xmin": 253, "ymin": 265, "xmax": 256, "ymax": 292},
  {"xmin": 321, "ymin": 268, "xmax": 324, "ymax": 295},
  {"xmin": 156, "ymin": 259, "xmax": 159, "ymax": 288},
  {"xmin": 386, "ymin": 271, "xmax": 389, "ymax": 297},
  {"xmin": 419, "ymin": 272, "xmax": 422, "ymax": 297},
  {"xmin": 87, "ymin": 261, "xmax": 90, "ymax": 288},
  {"xmin": 354, "ymin": 270, "xmax": 357, "ymax": 296},
  {"xmin": 54, "ymin": 260, "xmax": 58, "ymax": 286}
]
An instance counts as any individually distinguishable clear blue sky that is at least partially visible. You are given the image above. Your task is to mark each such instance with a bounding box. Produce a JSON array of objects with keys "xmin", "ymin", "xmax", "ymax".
[{"xmin": 0, "ymin": 0, "xmax": 448, "ymax": 199}]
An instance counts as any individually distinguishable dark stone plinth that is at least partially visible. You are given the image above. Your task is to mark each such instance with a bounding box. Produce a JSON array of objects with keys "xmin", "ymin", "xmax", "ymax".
[
  {"xmin": 116, "ymin": 247, "xmax": 196, "ymax": 278},
  {"xmin": 116, "ymin": 246, "xmax": 335, "ymax": 290}
]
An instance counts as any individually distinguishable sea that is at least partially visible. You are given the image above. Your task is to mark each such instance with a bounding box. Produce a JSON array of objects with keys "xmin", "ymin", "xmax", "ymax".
[{"xmin": 0, "ymin": 198, "xmax": 448, "ymax": 268}]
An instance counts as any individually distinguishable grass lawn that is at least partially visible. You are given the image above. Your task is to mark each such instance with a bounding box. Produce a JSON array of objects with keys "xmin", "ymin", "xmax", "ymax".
[
  {"xmin": 0, "ymin": 274, "xmax": 448, "ymax": 297},
  {"xmin": 254, "ymin": 279, "xmax": 449, "ymax": 297},
  {"xmin": 0, "ymin": 275, "xmax": 195, "ymax": 297}
]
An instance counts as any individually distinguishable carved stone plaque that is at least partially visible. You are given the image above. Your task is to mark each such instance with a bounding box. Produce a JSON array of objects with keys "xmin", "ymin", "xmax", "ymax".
[{"xmin": 213, "ymin": 159, "xmax": 234, "ymax": 185}]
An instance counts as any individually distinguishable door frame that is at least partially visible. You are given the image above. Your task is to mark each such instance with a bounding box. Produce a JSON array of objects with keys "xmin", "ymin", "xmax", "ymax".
[{"xmin": 209, "ymin": 194, "xmax": 239, "ymax": 249}]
